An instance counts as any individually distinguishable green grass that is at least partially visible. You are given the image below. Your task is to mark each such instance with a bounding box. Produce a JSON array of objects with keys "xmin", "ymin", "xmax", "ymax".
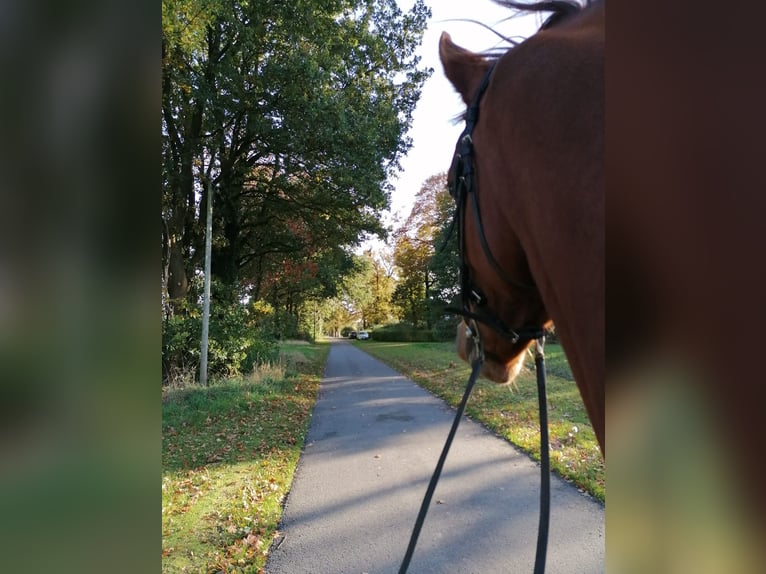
[
  {"xmin": 162, "ymin": 337, "xmax": 602, "ymax": 572},
  {"xmin": 353, "ymin": 340, "xmax": 604, "ymax": 502},
  {"xmin": 161, "ymin": 341, "xmax": 329, "ymax": 573}
]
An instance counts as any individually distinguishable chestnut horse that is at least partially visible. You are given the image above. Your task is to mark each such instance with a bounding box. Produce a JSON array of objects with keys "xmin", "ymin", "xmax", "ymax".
[
  {"xmin": 436, "ymin": 2, "xmax": 766, "ymax": 569},
  {"xmin": 439, "ymin": 0, "xmax": 604, "ymax": 454}
]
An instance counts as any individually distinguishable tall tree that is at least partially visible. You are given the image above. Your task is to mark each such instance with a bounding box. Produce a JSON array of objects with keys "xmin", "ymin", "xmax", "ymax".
[
  {"xmin": 343, "ymin": 255, "xmax": 376, "ymax": 329},
  {"xmin": 321, "ymin": 297, "xmax": 352, "ymax": 338},
  {"xmin": 162, "ymin": 0, "xmax": 432, "ymax": 312},
  {"xmin": 428, "ymin": 174, "xmax": 460, "ymax": 316},
  {"xmin": 392, "ymin": 235, "xmax": 430, "ymax": 326},
  {"xmin": 392, "ymin": 173, "xmax": 449, "ymax": 327},
  {"xmin": 364, "ymin": 249, "xmax": 397, "ymax": 327},
  {"xmin": 339, "ymin": 250, "xmax": 397, "ymax": 329}
]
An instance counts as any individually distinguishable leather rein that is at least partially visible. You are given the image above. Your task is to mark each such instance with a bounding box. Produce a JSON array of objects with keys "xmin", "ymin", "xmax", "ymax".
[{"xmin": 399, "ymin": 63, "xmax": 552, "ymax": 574}]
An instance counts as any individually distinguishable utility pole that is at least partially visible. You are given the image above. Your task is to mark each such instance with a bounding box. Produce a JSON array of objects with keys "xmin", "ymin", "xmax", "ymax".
[{"xmin": 200, "ymin": 180, "xmax": 213, "ymax": 386}]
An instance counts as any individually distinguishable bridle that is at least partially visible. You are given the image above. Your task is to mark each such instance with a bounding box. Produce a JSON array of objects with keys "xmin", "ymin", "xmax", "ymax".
[
  {"xmin": 399, "ymin": 63, "xmax": 552, "ymax": 574},
  {"xmin": 446, "ymin": 62, "xmax": 545, "ymax": 352}
]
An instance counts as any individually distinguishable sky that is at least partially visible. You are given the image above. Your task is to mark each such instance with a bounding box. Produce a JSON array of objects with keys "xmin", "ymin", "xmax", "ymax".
[{"xmin": 363, "ymin": 0, "xmax": 546, "ymax": 252}]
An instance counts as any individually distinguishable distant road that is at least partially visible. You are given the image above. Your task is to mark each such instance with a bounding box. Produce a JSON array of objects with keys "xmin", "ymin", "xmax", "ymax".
[{"xmin": 265, "ymin": 339, "xmax": 604, "ymax": 574}]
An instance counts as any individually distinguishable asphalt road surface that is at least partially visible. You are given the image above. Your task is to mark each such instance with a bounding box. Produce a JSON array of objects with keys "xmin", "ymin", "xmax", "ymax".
[{"xmin": 265, "ymin": 339, "xmax": 604, "ymax": 574}]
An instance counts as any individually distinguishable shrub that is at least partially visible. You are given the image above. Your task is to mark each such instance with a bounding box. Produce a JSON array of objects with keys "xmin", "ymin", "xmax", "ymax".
[
  {"xmin": 369, "ymin": 323, "xmax": 434, "ymax": 342},
  {"xmin": 242, "ymin": 338, "xmax": 280, "ymax": 373},
  {"xmin": 162, "ymin": 301, "xmax": 279, "ymax": 385},
  {"xmin": 431, "ymin": 317, "xmax": 460, "ymax": 342},
  {"xmin": 366, "ymin": 319, "xmax": 460, "ymax": 343},
  {"xmin": 162, "ymin": 311, "xmax": 202, "ymax": 384}
]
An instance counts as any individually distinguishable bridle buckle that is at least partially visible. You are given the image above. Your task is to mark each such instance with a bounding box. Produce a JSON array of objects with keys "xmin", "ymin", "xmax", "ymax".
[{"xmin": 466, "ymin": 318, "xmax": 484, "ymax": 363}]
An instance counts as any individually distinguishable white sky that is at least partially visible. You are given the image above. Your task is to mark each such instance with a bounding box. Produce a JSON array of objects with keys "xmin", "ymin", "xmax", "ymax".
[{"xmin": 362, "ymin": 0, "xmax": 545, "ymax": 254}]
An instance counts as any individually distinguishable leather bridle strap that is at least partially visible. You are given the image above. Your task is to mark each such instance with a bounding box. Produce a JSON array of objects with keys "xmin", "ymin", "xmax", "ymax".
[
  {"xmin": 450, "ymin": 63, "xmax": 535, "ymax": 295},
  {"xmin": 445, "ymin": 305, "xmax": 544, "ymax": 345},
  {"xmin": 533, "ymin": 337, "xmax": 550, "ymax": 574},
  {"xmin": 397, "ymin": 356, "xmax": 485, "ymax": 574},
  {"xmin": 398, "ymin": 337, "xmax": 550, "ymax": 574},
  {"xmin": 400, "ymin": 60, "xmax": 552, "ymax": 574}
]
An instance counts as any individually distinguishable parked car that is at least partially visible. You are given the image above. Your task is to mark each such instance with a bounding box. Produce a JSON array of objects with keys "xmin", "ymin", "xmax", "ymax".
[
  {"xmin": 357, "ymin": 331, "xmax": 370, "ymax": 340},
  {"xmin": 349, "ymin": 331, "xmax": 357, "ymax": 339}
]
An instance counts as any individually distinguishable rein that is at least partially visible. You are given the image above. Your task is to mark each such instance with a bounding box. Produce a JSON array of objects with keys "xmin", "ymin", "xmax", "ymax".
[{"xmin": 399, "ymin": 63, "xmax": 552, "ymax": 573}]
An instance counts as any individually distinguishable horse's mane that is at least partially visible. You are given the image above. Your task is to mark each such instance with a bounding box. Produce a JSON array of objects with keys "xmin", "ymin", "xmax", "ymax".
[
  {"xmin": 497, "ymin": 1, "xmax": 585, "ymax": 29},
  {"xmin": 483, "ymin": 0, "xmax": 589, "ymax": 55}
]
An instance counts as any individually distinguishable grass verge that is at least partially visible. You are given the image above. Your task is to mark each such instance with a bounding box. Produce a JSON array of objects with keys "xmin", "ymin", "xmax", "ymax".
[
  {"xmin": 161, "ymin": 341, "xmax": 329, "ymax": 573},
  {"xmin": 353, "ymin": 340, "xmax": 604, "ymax": 503}
]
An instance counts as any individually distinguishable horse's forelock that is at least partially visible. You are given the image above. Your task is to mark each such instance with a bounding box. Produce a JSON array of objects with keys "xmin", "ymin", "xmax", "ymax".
[{"xmin": 449, "ymin": 0, "xmax": 588, "ymax": 120}]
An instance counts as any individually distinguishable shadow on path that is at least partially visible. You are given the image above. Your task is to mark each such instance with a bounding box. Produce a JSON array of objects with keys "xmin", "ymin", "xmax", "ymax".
[{"xmin": 265, "ymin": 339, "xmax": 603, "ymax": 574}]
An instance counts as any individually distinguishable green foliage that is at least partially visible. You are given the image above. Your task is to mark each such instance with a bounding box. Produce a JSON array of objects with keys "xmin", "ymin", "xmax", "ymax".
[
  {"xmin": 365, "ymin": 318, "xmax": 457, "ymax": 342},
  {"xmin": 161, "ymin": 1, "xmax": 437, "ymax": 378},
  {"xmin": 363, "ymin": 253, "xmax": 397, "ymax": 327},
  {"xmin": 431, "ymin": 316, "xmax": 461, "ymax": 342},
  {"xmin": 392, "ymin": 236, "xmax": 430, "ymax": 326},
  {"xmin": 162, "ymin": 306, "xmax": 203, "ymax": 382},
  {"xmin": 162, "ymin": 300, "xmax": 279, "ymax": 384},
  {"xmin": 336, "ymin": 250, "xmax": 396, "ymax": 330},
  {"xmin": 319, "ymin": 298, "xmax": 353, "ymax": 337},
  {"xmin": 161, "ymin": 1, "xmax": 435, "ymax": 373},
  {"xmin": 367, "ymin": 322, "xmax": 436, "ymax": 342},
  {"xmin": 162, "ymin": 0, "xmax": 432, "ymax": 309},
  {"xmin": 342, "ymin": 254, "xmax": 376, "ymax": 326},
  {"xmin": 252, "ymin": 306, "xmax": 301, "ymax": 342},
  {"xmin": 392, "ymin": 173, "xmax": 452, "ymax": 328},
  {"xmin": 429, "ymin": 182, "xmax": 460, "ymax": 310}
]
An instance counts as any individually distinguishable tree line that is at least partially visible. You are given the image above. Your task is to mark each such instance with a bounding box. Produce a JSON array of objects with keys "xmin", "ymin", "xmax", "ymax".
[{"xmin": 162, "ymin": 0, "xmax": 464, "ymax": 384}]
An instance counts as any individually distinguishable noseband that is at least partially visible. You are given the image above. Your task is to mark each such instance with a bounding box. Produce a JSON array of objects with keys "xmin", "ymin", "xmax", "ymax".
[{"xmin": 399, "ymin": 64, "xmax": 552, "ymax": 574}]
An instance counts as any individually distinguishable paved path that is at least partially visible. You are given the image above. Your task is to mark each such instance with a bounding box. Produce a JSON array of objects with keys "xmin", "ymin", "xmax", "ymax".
[{"xmin": 265, "ymin": 339, "xmax": 604, "ymax": 574}]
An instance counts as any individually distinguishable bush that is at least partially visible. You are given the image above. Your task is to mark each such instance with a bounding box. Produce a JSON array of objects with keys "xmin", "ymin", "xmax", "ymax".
[
  {"xmin": 431, "ymin": 317, "xmax": 460, "ymax": 342},
  {"xmin": 162, "ymin": 310, "xmax": 202, "ymax": 384},
  {"xmin": 242, "ymin": 338, "xmax": 280, "ymax": 373},
  {"xmin": 162, "ymin": 301, "xmax": 279, "ymax": 385},
  {"xmin": 368, "ymin": 323, "xmax": 434, "ymax": 342},
  {"xmin": 366, "ymin": 319, "xmax": 460, "ymax": 343}
]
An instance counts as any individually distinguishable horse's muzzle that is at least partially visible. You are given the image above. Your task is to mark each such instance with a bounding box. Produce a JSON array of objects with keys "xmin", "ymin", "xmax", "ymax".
[
  {"xmin": 455, "ymin": 320, "xmax": 477, "ymax": 362},
  {"xmin": 455, "ymin": 321, "xmax": 524, "ymax": 384}
]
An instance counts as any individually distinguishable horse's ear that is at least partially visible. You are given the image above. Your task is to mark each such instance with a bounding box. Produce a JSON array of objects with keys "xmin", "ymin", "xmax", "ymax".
[{"xmin": 439, "ymin": 32, "xmax": 492, "ymax": 106}]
